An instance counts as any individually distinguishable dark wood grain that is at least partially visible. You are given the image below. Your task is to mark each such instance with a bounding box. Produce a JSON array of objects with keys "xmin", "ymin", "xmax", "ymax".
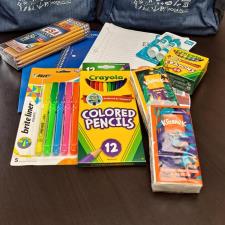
[{"xmin": 0, "ymin": 21, "xmax": 225, "ymax": 225}]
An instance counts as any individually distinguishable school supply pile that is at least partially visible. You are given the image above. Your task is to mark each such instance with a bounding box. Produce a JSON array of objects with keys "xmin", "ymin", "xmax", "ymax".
[
  {"xmin": 11, "ymin": 68, "xmax": 80, "ymax": 166},
  {"xmin": 0, "ymin": 18, "xmax": 90, "ymax": 70},
  {"xmin": 11, "ymin": 63, "xmax": 205, "ymax": 192},
  {"xmin": 7, "ymin": 19, "xmax": 210, "ymax": 194}
]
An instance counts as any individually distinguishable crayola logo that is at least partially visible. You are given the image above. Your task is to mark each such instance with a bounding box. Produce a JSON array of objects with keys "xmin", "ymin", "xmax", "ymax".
[
  {"xmin": 32, "ymin": 74, "xmax": 51, "ymax": 78},
  {"xmin": 89, "ymin": 75, "xmax": 124, "ymax": 82},
  {"xmin": 165, "ymin": 60, "xmax": 195, "ymax": 73},
  {"xmin": 145, "ymin": 78, "xmax": 163, "ymax": 85}
]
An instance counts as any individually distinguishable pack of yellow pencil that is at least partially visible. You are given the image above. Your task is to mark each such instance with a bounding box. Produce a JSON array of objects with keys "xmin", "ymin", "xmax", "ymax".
[{"xmin": 0, "ymin": 18, "xmax": 90, "ymax": 70}]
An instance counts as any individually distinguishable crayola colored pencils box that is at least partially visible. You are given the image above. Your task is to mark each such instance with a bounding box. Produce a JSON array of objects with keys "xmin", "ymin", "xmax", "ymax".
[
  {"xmin": 78, "ymin": 70, "xmax": 146, "ymax": 166},
  {"xmin": 163, "ymin": 47, "xmax": 209, "ymax": 94},
  {"xmin": 11, "ymin": 68, "xmax": 80, "ymax": 166}
]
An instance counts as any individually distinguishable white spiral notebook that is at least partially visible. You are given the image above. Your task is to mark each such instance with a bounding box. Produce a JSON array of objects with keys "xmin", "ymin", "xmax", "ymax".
[{"xmin": 83, "ymin": 23, "xmax": 157, "ymax": 69}]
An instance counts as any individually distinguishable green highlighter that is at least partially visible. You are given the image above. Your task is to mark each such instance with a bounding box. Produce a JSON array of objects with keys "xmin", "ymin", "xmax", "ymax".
[{"xmin": 44, "ymin": 83, "xmax": 59, "ymax": 156}]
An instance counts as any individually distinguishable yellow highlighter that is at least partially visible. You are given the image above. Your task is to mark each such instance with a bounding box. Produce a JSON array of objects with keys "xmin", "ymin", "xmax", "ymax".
[{"xmin": 35, "ymin": 83, "xmax": 52, "ymax": 156}]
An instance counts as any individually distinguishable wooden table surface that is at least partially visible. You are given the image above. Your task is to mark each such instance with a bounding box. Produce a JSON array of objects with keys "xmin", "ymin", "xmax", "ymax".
[{"xmin": 0, "ymin": 21, "xmax": 225, "ymax": 225}]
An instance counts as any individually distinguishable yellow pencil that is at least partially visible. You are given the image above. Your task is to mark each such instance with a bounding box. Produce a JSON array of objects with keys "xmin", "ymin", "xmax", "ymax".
[
  {"xmin": 5, "ymin": 21, "xmax": 89, "ymax": 58},
  {"xmin": 18, "ymin": 35, "xmax": 85, "ymax": 67},
  {"xmin": 35, "ymin": 83, "xmax": 52, "ymax": 156},
  {"xmin": 17, "ymin": 29, "xmax": 87, "ymax": 61}
]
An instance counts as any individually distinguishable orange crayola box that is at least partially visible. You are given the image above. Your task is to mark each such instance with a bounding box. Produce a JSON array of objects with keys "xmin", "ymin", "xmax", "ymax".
[
  {"xmin": 78, "ymin": 70, "xmax": 146, "ymax": 166},
  {"xmin": 149, "ymin": 105, "xmax": 203, "ymax": 193}
]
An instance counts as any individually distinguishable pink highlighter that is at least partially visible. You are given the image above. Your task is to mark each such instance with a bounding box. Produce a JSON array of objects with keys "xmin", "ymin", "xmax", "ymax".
[{"xmin": 61, "ymin": 82, "xmax": 73, "ymax": 155}]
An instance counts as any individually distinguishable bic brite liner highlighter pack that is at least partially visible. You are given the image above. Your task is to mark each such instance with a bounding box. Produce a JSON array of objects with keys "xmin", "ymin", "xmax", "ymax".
[
  {"xmin": 11, "ymin": 68, "xmax": 80, "ymax": 166},
  {"xmin": 78, "ymin": 70, "xmax": 146, "ymax": 166},
  {"xmin": 164, "ymin": 48, "xmax": 209, "ymax": 94},
  {"xmin": 149, "ymin": 105, "xmax": 203, "ymax": 193},
  {"xmin": 131, "ymin": 66, "xmax": 178, "ymax": 128}
]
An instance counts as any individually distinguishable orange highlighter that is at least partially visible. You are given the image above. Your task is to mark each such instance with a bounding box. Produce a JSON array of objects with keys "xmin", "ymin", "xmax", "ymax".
[{"xmin": 70, "ymin": 82, "xmax": 79, "ymax": 155}]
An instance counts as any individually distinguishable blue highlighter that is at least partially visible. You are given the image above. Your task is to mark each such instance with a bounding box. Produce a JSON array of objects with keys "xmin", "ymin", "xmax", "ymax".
[{"xmin": 53, "ymin": 83, "xmax": 65, "ymax": 156}]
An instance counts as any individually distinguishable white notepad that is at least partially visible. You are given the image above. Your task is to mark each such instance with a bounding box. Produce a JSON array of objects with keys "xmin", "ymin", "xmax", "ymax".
[{"xmin": 83, "ymin": 23, "xmax": 157, "ymax": 69}]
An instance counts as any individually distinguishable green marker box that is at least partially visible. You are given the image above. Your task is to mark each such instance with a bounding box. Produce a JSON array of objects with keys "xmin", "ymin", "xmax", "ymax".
[{"xmin": 82, "ymin": 63, "xmax": 130, "ymax": 71}]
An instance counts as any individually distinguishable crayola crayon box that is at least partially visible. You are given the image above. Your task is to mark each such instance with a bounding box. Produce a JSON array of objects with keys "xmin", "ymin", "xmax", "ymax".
[
  {"xmin": 78, "ymin": 70, "xmax": 146, "ymax": 166},
  {"xmin": 148, "ymin": 105, "xmax": 203, "ymax": 193},
  {"xmin": 131, "ymin": 66, "xmax": 179, "ymax": 130},
  {"xmin": 163, "ymin": 47, "xmax": 209, "ymax": 94},
  {"xmin": 11, "ymin": 68, "xmax": 80, "ymax": 166}
]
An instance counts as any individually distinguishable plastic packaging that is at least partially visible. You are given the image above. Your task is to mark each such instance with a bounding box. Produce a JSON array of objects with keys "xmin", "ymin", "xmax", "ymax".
[
  {"xmin": 11, "ymin": 68, "xmax": 80, "ymax": 166},
  {"xmin": 148, "ymin": 105, "xmax": 203, "ymax": 193}
]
